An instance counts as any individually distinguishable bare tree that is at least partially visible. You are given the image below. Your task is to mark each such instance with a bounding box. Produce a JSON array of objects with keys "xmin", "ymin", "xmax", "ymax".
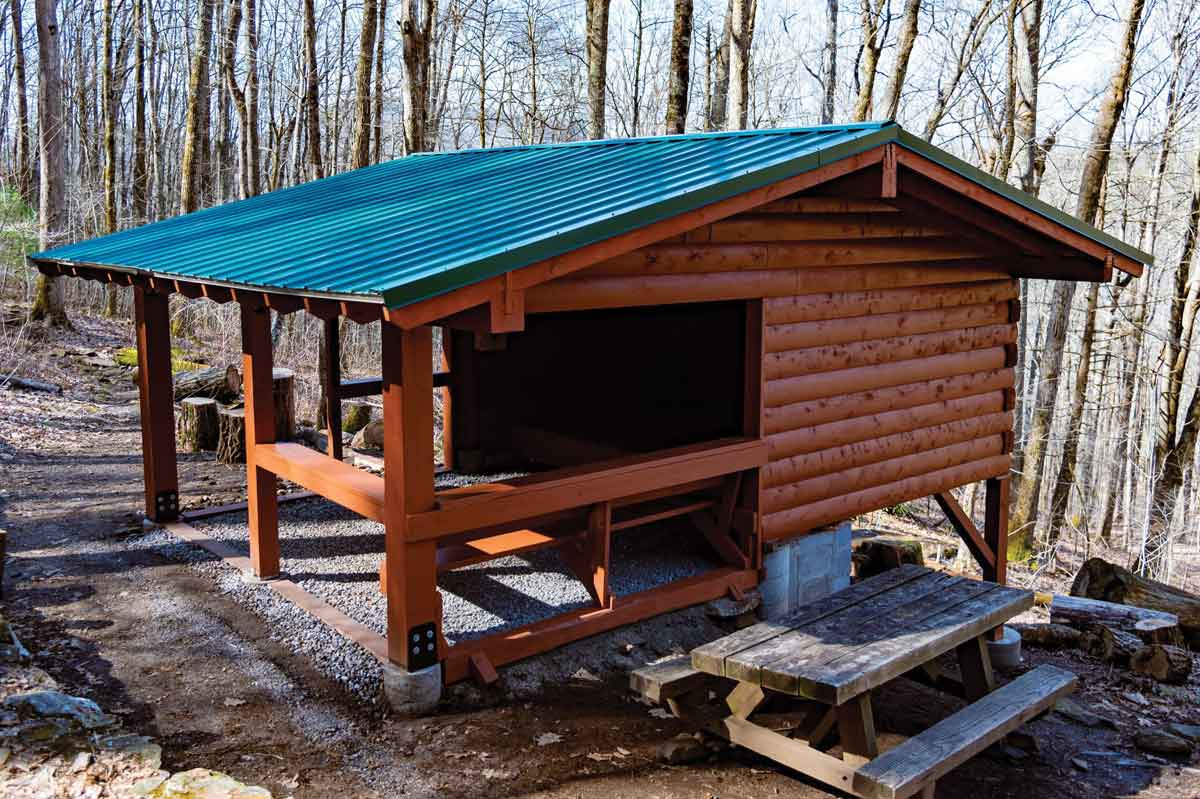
[
  {"xmin": 8, "ymin": 0, "xmax": 32, "ymax": 203},
  {"xmin": 880, "ymin": 0, "xmax": 920, "ymax": 120},
  {"xmin": 352, "ymin": 0, "xmax": 378, "ymax": 167},
  {"xmin": 400, "ymin": 0, "xmax": 433, "ymax": 153},
  {"xmin": 28, "ymin": 0, "xmax": 68, "ymax": 326},
  {"xmin": 180, "ymin": 0, "xmax": 216, "ymax": 213},
  {"xmin": 303, "ymin": 0, "xmax": 323, "ymax": 178},
  {"xmin": 709, "ymin": 1, "xmax": 732, "ymax": 130},
  {"xmin": 852, "ymin": 0, "xmax": 886, "ymax": 121},
  {"xmin": 1009, "ymin": 0, "xmax": 1147, "ymax": 559},
  {"xmin": 131, "ymin": 0, "xmax": 149, "ymax": 221},
  {"xmin": 820, "ymin": 0, "xmax": 837, "ymax": 124},
  {"xmin": 664, "ymin": 0, "xmax": 692, "ymax": 134},
  {"xmin": 585, "ymin": 0, "xmax": 610, "ymax": 138},
  {"xmin": 727, "ymin": 0, "xmax": 752, "ymax": 128}
]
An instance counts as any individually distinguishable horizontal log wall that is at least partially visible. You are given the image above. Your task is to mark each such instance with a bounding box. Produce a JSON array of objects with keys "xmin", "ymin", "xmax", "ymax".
[{"xmin": 539, "ymin": 203, "xmax": 1019, "ymax": 542}]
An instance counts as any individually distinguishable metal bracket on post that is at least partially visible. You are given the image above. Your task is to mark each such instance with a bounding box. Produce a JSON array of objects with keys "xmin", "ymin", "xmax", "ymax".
[
  {"xmin": 407, "ymin": 621, "xmax": 440, "ymax": 671},
  {"xmin": 154, "ymin": 490, "xmax": 180, "ymax": 522}
]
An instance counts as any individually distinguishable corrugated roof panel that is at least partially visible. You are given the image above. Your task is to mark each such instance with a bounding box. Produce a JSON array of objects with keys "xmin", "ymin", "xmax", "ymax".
[{"xmin": 31, "ymin": 122, "xmax": 1153, "ymax": 308}]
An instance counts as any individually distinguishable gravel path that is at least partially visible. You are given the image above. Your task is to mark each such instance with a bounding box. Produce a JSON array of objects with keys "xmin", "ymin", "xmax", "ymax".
[{"xmin": 181, "ymin": 489, "xmax": 720, "ymax": 697}]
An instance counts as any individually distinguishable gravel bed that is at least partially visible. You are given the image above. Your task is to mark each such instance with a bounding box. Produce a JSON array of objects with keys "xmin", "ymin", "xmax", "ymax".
[{"xmin": 173, "ymin": 482, "xmax": 721, "ymax": 699}]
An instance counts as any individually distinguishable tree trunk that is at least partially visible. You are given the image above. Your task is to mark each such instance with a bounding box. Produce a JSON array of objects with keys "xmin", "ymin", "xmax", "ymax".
[
  {"xmin": 29, "ymin": 0, "xmax": 69, "ymax": 328},
  {"xmin": 664, "ymin": 0, "xmax": 693, "ymax": 135},
  {"xmin": 400, "ymin": 0, "xmax": 432, "ymax": 153},
  {"xmin": 217, "ymin": 406, "xmax": 247, "ymax": 464},
  {"xmin": 726, "ymin": 0, "xmax": 752, "ymax": 129},
  {"xmin": 372, "ymin": 0, "xmax": 387, "ymax": 161},
  {"xmin": 351, "ymin": 0, "xmax": 377, "ymax": 167},
  {"xmin": 9, "ymin": 0, "xmax": 32, "ymax": 204},
  {"xmin": 180, "ymin": 0, "xmax": 216, "ymax": 213},
  {"xmin": 177, "ymin": 396, "xmax": 220, "ymax": 452},
  {"xmin": 303, "ymin": 0, "xmax": 323, "ymax": 179},
  {"xmin": 171, "ymin": 364, "xmax": 242, "ymax": 402},
  {"xmin": 852, "ymin": 0, "xmax": 885, "ymax": 122},
  {"xmin": 1078, "ymin": 623, "xmax": 1141, "ymax": 665},
  {"xmin": 244, "ymin": 0, "xmax": 260, "ymax": 195},
  {"xmin": 1071, "ymin": 557, "xmax": 1200, "ymax": 648},
  {"xmin": 819, "ymin": 0, "xmax": 837, "ymax": 124},
  {"xmin": 1012, "ymin": 0, "xmax": 1041, "ymax": 194},
  {"xmin": 879, "ymin": 0, "xmax": 920, "ymax": 121},
  {"xmin": 1009, "ymin": 622, "xmax": 1081, "ymax": 650},
  {"xmin": 709, "ymin": 0, "xmax": 732, "ymax": 131},
  {"xmin": 1009, "ymin": 0, "xmax": 1145, "ymax": 560},
  {"xmin": 272, "ymin": 367, "xmax": 296, "ymax": 441},
  {"xmin": 585, "ymin": 0, "xmax": 610, "ymax": 139},
  {"xmin": 131, "ymin": 0, "xmax": 148, "ymax": 220},
  {"xmin": 922, "ymin": 0, "xmax": 996, "ymax": 140}
]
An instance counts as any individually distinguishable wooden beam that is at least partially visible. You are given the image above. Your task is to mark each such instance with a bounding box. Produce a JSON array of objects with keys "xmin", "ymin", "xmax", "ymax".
[
  {"xmin": 255, "ymin": 442, "xmax": 385, "ymax": 521},
  {"xmin": 382, "ymin": 322, "xmax": 440, "ymax": 670},
  {"xmin": 240, "ymin": 300, "xmax": 280, "ymax": 578},
  {"xmin": 881, "ymin": 144, "xmax": 898, "ymax": 199},
  {"xmin": 932, "ymin": 491, "xmax": 995, "ymax": 572},
  {"xmin": 984, "ymin": 476, "xmax": 1009, "ymax": 585},
  {"xmin": 322, "ymin": 317, "xmax": 343, "ymax": 461},
  {"xmin": 438, "ymin": 327, "xmax": 454, "ymax": 470},
  {"xmin": 133, "ymin": 288, "xmax": 179, "ymax": 522}
]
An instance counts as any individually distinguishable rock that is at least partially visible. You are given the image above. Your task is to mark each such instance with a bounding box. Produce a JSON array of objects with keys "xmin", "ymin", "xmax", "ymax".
[
  {"xmin": 1070, "ymin": 757, "xmax": 1091, "ymax": 771},
  {"xmin": 657, "ymin": 733, "xmax": 708, "ymax": 765},
  {"xmin": 15, "ymin": 717, "xmax": 71, "ymax": 743},
  {"xmin": 1121, "ymin": 691, "xmax": 1151, "ymax": 707},
  {"xmin": 71, "ymin": 751, "xmax": 92, "ymax": 771},
  {"xmin": 0, "ymin": 616, "xmax": 31, "ymax": 663},
  {"xmin": 704, "ymin": 591, "xmax": 761, "ymax": 620},
  {"xmin": 4, "ymin": 691, "xmax": 115, "ymax": 730},
  {"xmin": 1054, "ymin": 697, "xmax": 1117, "ymax": 729},
  {"xmin": 1135, "ymin": 729, "xmax": 1193, "ymax": 757},
  {"xmin": 134, "ymin": 768, "xmax": 273, "ymax": 798},
  {"xmin": 1166, "ymin": 723, "xmax": 1200, "ymax": 743},
  {"xmin": 350, "ymin": 420, "xmax": 384, "ymax": 451},
  {"xmin": 98, "ymin": 733, "xmax": 163, "ymax": 770}
]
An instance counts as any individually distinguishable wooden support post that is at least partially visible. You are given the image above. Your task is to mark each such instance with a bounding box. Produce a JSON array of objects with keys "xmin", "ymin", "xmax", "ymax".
[
  {"xmin": 322, "ymin": 317, "xmax": 343, "ymax": 461},
  {"xmin": 382, "ymin": 322, "xmax": 441, "ymax": 670},
  {"xmin": 743, "ymin": 299, "xmax": 765, "ymax": 570},
  {"xmin": 438, "ymin": 327, "xmax": 453, "ymax": 470},
  {"xmin": 955, "ymin": 635, "xmax": 996, "ymax": 701},
  {"xmin": 881, "ymin": 144, "xmax": 898, "ymax": 199},
  {"xmin": 983, "ymin": 476, "xmax": 1009, "ymax": 585},
  {"xmin": 449, "ymin": 329, "xmax": 481, "ymax": 472},
  {"xmin": 241, "ymin": 301, "xmax": 280, "ymax": 578},
  {"xmin": 133, "ymin": 287, "xmax": 179, "ymax": 522},
  {"xmin": 835, "ymin": 692, "xmax": 878, "ymax": 767},
  {"xmin": 590, "ymin": 501, "xmax": 612, "ymax": 608},
  {"xmin": 933, "ymin": 490, "xmax": 995, "ymax": 573}
]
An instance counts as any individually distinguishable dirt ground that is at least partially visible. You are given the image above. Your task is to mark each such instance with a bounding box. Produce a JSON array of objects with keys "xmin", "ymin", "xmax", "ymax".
[{"xmin": 2, "ymin": 325, "xmax": 1199, "ymax": 798}]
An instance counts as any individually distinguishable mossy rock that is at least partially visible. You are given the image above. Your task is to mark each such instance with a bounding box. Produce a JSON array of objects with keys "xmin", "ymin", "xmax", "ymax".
[
  {"xmin": 115, "ymin": 346, "xmax": 206, "ymax": 373},
  {"xmin": 134, "ymin": 768, "xmax": 272, "ymax": 798}
]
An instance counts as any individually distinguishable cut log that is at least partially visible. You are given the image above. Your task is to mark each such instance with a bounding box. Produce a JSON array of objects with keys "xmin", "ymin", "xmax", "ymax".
[
  {"xmin": 1078, "ymin": 624, "xmax": 1141, "ymax": 666},
  {"xmin": 169, "ymin": 365, "xmax": 241, "ymax": 402},
  {"xmin": 853, "ymin": 536, "xmax": 925, "ymax": 580},
  {"xmin": 217, "ymin": 406, "xmax": 247, "ymax": 464},
  {"xmin": 1071, "ymin": 558, "xmax": 1200, "ymax": 649},
  {"xmin": 1010, "ymin": 623, "xmax": 1082, "ymax": 650},
  {"xmin": 1, "ymin": 374, "xmax": 62, "ymax": 394},
  {"xmin": 176, "ymin": 397, "xmax": 219, "ymax": 452},
  {"xmin": 1134, "ymin": 618, "xmax": 1187, "ymax": 648},
  {"xmin": 272, "ymin": 368, "xmax": 295, "ymax": 441},
  {"xmin": 1050, "ymin": 594, "xmax": 1179, "ymax": 634},
  {"xmin": 1130, "ymin": 645, "xmax": 1193, "ymax": 685}
]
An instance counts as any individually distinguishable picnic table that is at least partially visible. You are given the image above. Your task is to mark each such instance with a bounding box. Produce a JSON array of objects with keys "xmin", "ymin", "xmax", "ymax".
[{"xmin": 633, "ymin": 565, "xmax": 1078, "ymax": 799}]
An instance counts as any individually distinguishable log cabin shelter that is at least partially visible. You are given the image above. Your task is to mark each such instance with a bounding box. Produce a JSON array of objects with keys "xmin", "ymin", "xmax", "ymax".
[{"xmin": 29, "ymin": 121, "xmax": 1151, "ymax": 690}]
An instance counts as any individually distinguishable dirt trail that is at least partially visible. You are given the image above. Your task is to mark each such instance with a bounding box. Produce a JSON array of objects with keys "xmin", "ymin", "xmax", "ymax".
[{"xmin": 1, "ymin": 341, "xmax": 1198, "ymax": 798}]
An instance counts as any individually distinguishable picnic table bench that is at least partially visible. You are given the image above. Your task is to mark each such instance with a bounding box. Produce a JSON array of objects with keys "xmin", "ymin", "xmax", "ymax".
[{"xmin": 633, "ymin": 564, "xmax": 1078, "ymax": 799}]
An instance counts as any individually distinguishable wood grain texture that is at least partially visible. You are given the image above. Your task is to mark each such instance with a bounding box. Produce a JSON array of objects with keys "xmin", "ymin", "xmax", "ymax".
[
  {"xmin": 765, "ymin": 302, "xmax": 1010, "ymax": 352},
  {"xmin": 763, "ymin": 279, "xmax": 1018, "ymax": 324}
]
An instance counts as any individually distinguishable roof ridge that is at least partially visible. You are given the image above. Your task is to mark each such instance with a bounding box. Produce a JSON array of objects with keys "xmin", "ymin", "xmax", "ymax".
[{"xmin": 411, "ymin": 121, "xmax": 897, "ymax": 158}]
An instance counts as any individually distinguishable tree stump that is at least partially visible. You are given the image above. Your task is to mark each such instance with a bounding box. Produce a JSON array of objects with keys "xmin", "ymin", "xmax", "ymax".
[
  {"xmin": 217, "ymin": 407, "xmax": 247, "ymax": 464},
  {"xmin": 852, "ymin": 536, "xmax": 924, "ymax": 579},
  {"xmin": 1079, "ymin": 624, "xmax": 1141, "ymax": 665},
  {"xmin": 272, "ymin": 368, "xmax": 295, "ymax": 441},
  {"xmin": 342, "ymin": 401, "xmax": 373, "ymax": 435},
  {"xmin": 1134, "ymin": 618, "xmax": 1187, "ymax": 648},
  {"xmin": 1010, "ymin": 623, "xmax": 1082, "ymax": 650},
  {"xmin": 177, "ymin": 396, "xmax": 219, "ymax": 452},
  {"xmin": 1130, "ymin": 644, "xmax": 1193, "ymax": 684},
  {"xmin": 169, "ymin": 365, "xmax": 241, "ymax": 402}
]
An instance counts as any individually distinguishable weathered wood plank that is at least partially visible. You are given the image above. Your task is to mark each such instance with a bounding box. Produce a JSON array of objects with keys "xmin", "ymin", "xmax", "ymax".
[
  {"xmin": 764, "ymin": 303, "xmax": 1011, "ymax": 352},
  {"xmin": 630, "ymin": 655, "xmax": 726, "ymax": 703},
  {"xmin": 691, "ymin": 564, "xmax": 932, "ymax": 677},
  {"xmin": 763, "ymin": 280, "xmax": 1018, "ymax": 325},
  {"xmin": 730, "ymin": 572, "xmax": 967, "ymax": 689},
  {"xmin": 853, "ymin": 665, "xmax": 1078, "ymax": 799}
]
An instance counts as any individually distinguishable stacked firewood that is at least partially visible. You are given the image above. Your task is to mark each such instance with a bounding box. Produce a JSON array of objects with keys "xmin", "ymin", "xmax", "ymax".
[{"xmin": 1013, "ymin": 558, "xmax": 1196, "ymax": 685}]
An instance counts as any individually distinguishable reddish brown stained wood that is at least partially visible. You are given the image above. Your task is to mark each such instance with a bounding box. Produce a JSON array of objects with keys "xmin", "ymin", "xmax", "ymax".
[
  {"xmin": 764, "ymin": 347, "xmax": 1009, "ymax": 408},
  {"xmin": 764, "ymin": 324, "xmax": 1016, "ymax": 379},
  {"xmin": 894, "ymin": 148, "xmax": 1144, "ymax": 276},
  {"xmin": 767, "ymin": 392, "xmax": 1006, "ymax": 462},
  {"xmin": 881, "ymin": 143, "xmax": 898, "ymax": 199},
  {"xmin": 764, "ymin": 412, "xmax": 1013, "ymax": 488},
  {"xmin": 240, "ymin": 301, "xmax": 280, "ymax": 578},
  {"xmin": 764, "ymin": 302, "xmax": 1011, "ymax": 352},
  {"xmin": 933, "ymin": 490, "xmax": 996, "ymax": 571},
  {"xmin": 763, "ymin": 436, "xmax": 1005, "ymax": 513},
  {"xmin": 764, "ymin": 368, "xmax": 1014, "ymax": 434},
  {"xmin": 702, "ymin": 214, "xmax": 948, "ymax": 243},
  {"xmin": 382, "ymin": 322, "xmax": 440, "ymax": 668},
  {"xmin": 133, "ymin": 288, "xmax": 179, "ymax": 522},
  {"xmin": 763, "ymin": 279, "xmax": 1018, "ymax": 325},
  {"xmin": 442, "ymin": 566, "xmax": 759, "ymax": 684},
  {"xmin": 322, "ymin": 317, "xmax": 343, "ymax": 461},
  {"xmin": 756, "ymin": 197, "xmax": 901, "ymax": 214},
  {"xmin": 762, "ymin": 454, "xmax": 1012, "ymax": 540},
  {"xmin": 468, "ymin": 652, "xmax": 499, "ymax": 686},
  {"xmin": 254, "ymin": 443, "xmax": 385, "ymax": 521},
  {"xmin": 984, "ymin": 476, "xmax": 1009, "ymax": 585},
  {"xmin": 525, "ymin": 264, "xmax": 1012, "ymax": 313},
  {"xmin": 743, "ymin": 299, "xmax": 766, "ymax": 568}
]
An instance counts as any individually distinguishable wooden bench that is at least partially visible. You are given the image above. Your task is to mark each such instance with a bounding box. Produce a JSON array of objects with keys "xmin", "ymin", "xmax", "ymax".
[
  {"xmin": 853, "ymin": 665, "xmax": 1077, "ymax": 799},
  {"xmin": 631, "ymin": 655, "xmax": 723, "ymax": 704}
]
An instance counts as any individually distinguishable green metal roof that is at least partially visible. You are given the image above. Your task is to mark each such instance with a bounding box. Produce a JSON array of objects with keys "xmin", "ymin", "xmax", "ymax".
[{"xmin": 31, "ymin": 122, "xmax": 1152, "ymax": 309}]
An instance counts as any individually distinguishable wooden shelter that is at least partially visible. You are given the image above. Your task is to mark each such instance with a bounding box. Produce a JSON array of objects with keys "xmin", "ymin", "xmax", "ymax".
[{"xmin": 31, "ymin": 122, "xmax": 1150, "ymax": 690}]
